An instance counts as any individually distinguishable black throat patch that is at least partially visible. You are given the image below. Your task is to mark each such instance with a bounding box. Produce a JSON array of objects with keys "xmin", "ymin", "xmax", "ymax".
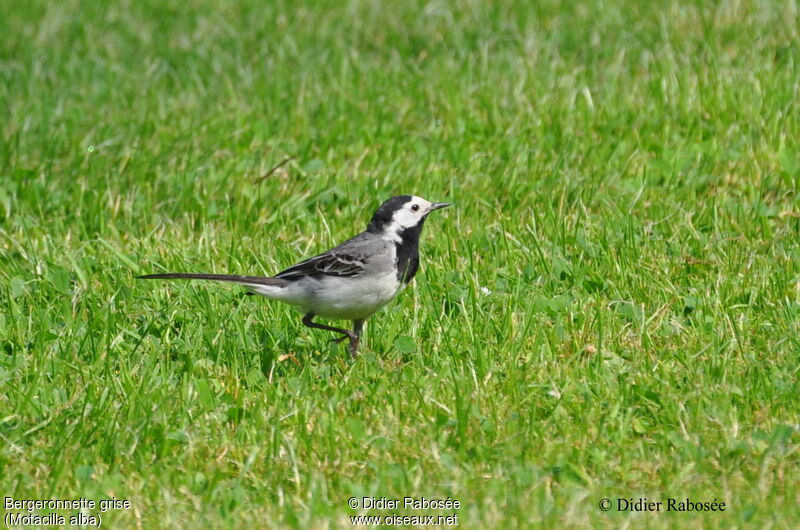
[{"xmin": 394, "ymin": 223, "xmax": 423, "ymax": 283}]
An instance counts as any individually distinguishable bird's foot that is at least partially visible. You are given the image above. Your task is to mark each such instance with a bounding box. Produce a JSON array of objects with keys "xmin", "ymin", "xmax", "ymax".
[
  {"xmin": 328, "ymin": 333, "xmax": 360, "ymax": 358},
  {"xmin": 329, "ymin": 332, "xmax": 354, "ymax": 345}
]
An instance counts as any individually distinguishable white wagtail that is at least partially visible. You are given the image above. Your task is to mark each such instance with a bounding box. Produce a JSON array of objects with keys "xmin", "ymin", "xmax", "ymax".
[{"xmin": 138, "ymin": 195, "xmax": 450, "ymax": 357}]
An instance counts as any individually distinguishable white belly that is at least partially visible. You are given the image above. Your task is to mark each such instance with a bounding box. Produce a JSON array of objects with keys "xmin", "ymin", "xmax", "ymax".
[
  {"xmin": 309, "ymin": 272, "xmax": 403, "ymax": 320},
  {"xmin": 248, "ymin": 271, "xmax": 404, "ymax": 321}
]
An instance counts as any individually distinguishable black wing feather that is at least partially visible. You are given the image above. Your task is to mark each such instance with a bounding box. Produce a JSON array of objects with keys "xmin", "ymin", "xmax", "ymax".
[
  {"xmin": 276, "ymin": 252, "xmax": 365, "ymax": 280},
  {"xmin": 276, "ymin": 234, "xmax": 372, "ymax": 280}
]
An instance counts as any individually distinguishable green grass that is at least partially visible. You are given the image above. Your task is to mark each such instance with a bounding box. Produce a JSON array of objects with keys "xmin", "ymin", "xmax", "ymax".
[{"xmin": 2, "ymin": 0, "xmax": 799, "ymax": 527}]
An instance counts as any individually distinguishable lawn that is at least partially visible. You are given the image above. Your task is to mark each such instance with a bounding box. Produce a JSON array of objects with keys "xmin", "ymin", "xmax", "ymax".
[{"xmin": 1, "ymin": 0, "xmax": 799, "ymax": 527}]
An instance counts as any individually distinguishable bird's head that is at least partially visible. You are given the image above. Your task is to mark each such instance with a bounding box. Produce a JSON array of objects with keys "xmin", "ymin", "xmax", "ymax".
[{"xmin": 367, "ymin": 195, "xmax": 451, "ymax": 242}]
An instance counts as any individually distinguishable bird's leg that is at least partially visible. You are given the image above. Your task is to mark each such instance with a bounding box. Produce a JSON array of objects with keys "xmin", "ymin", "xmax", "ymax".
[
  {"xmin": 349, "ymin": 320, "xmax": 365, "ymax": 358},
  {"xmin": 302, "ymin": 313, "xmax": 354, "ymax": 344}
]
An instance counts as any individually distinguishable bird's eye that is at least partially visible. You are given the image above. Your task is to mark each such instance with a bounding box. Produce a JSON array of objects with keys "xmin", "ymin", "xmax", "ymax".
[{"xmin": 411, "ymin": 204, "xmax": 420, "ymax": 212}]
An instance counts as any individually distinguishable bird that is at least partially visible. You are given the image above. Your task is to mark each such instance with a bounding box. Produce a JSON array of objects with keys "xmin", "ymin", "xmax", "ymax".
[{"xmin": 137, "ymin": 195, "xmax": 451, "ymax": 357}]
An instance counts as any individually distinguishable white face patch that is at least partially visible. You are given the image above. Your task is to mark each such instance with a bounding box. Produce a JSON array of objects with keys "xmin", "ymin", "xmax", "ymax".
[{"xmin": 380, "ymin": 196, "xmax": 433, "ymax": 242}]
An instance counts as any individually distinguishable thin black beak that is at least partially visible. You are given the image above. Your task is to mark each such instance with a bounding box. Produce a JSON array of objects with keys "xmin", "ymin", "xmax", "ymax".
[{"xmin": 430, "ymin": 202, "xmax": 451, "ymax": 211}]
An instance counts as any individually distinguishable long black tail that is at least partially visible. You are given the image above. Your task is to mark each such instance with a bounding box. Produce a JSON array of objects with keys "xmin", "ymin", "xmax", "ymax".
[{"xmin": 136, "ymin": 273, "xmax": 288, "ymax": 287}]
